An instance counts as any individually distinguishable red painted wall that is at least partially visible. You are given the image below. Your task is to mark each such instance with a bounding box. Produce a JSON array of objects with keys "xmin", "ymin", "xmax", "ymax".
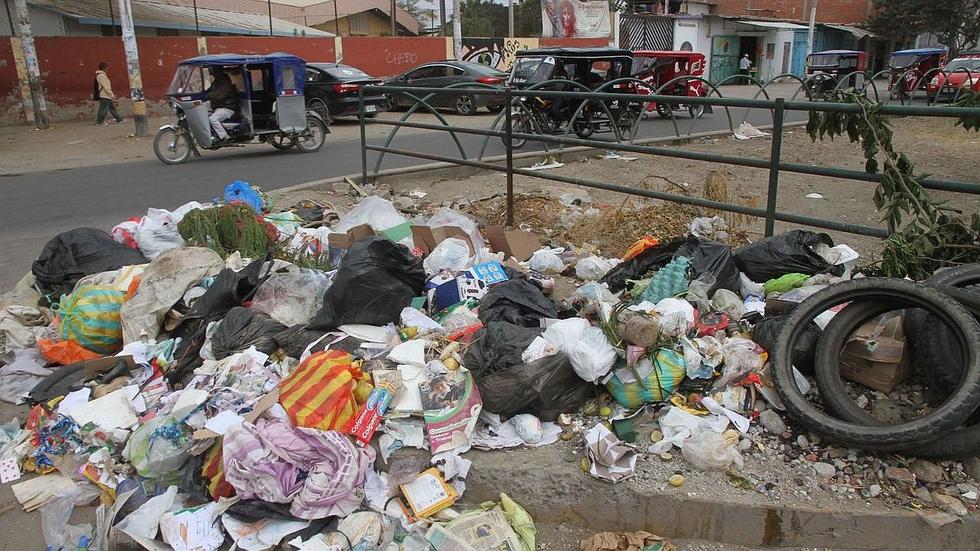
[
  {"xmin": 205, "ymin": 37, "xmax": 336, "ymax": 63},
  {"xmin": 709, "ymin": 0, "xmax": 872, "ymax": 25},
  {"xmin": 343, "ymin": 37, "xmax": 448, "ymax": 78},
  {"xmin": 0, "ymin": 39, "xmax": 20, "ymax": 118}
]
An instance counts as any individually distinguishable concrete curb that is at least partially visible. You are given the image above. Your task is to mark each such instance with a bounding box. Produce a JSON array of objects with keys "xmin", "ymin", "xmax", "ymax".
[
  {"xmin": 463, "ymin": 449, "xmax": 978, "ymax": 550},
  {"xmin": 271, "ymin": 120, "xmax": 806, "ymax": 197}
]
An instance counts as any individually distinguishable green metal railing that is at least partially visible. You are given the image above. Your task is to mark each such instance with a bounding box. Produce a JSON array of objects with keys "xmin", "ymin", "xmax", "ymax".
[{"xmin": 356, "ymin": 83, "xmax": 980, "ymax": 238}]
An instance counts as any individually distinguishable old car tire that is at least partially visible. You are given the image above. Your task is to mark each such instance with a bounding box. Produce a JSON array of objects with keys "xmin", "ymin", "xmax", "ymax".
[
  {"xmin": 454, "ymin": 94, "xmax": 477, "ymax": 116},
  {"xmin": 153, "ymin": 128, "xmax": 192, "ymax": 165},
  {"xmin": 771, "ymin": 278, "xmax": 980, "ymax": 451},
  {"xmin": 269, "ymin": 134, "xmax": 296, "ymax": 150},
  {"xmin": 295, "ymin": 115, "xmax": 327, "ymax": 153},
  {"xmin": 815, "ymin": 297, "xmax": 980, "ymax": 458},
  {"xmin": 384, "ymin": 93, "xmax": 401, "ymax": 111},
  {"xmin": 308, "ymin": 98, "xmax": 331, "ymax": 123}
]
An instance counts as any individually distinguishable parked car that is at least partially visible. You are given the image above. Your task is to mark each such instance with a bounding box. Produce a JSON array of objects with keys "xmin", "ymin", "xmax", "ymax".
[
  {"xmin": 304, "ymin": 63, "xmax": 387, "ymax": 120},
  {"xmin": 928, "ymin": 53, "xmax": 980, "ymax": 101},
  {"xmin": 382, "ymin": 61, "xmax": 508, "ymax": 115}
]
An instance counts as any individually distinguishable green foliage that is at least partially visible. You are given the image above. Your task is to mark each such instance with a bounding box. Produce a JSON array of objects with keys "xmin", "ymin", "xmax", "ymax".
[
  {"xmin": 178, "ymin": 204, "xmax": 276, "ymax": 260},
  {"xmin": 807, "ymin": 89, "xmax": 980, "ymax": 280},
  {"xmin": 955, "ymin": 89, "xmax": 980, "ymax": 132}
]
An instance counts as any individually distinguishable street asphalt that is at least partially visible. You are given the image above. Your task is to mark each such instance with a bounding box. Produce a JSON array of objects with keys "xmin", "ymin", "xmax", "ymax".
[{"xmin": 0, "ymin": 103, "xmax": 807, "ymax": 291}]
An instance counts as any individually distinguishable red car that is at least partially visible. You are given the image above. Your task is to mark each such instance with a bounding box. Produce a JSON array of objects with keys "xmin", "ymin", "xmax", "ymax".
[{"xmin": 928, "ymin": 54, "xmax": 980, "ymax": 101}]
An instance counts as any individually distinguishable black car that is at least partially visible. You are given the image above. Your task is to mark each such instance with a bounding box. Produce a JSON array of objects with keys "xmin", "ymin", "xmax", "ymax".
[
  {"xmin": 304, "ymin": 63, "xmax": 388, "ymax": 120},
  {"xmin": 382, "ymin": 61, "xmax": 508, "ymax": 115}
]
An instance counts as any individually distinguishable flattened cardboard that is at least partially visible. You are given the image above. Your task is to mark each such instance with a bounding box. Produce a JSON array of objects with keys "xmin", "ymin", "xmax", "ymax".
[
  {"xmin": 327, "ymin": 224, "xmax": 375, "ymax": 249},
  {"xmin": 485, "ymin": 226, "xmax": 540, "ymax": 262},
  {"xmin": 411, "ymin": 226, "xmax": 475, "ymax": 255}
]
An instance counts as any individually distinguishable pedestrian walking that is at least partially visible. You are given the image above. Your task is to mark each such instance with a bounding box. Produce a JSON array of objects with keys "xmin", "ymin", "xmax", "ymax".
[
  {"xmin": 94, "ymin": 62, "xmax": 126, "ymax": 125},
  {"xmin": 739, "ymin": 54, "xmax": 752, "ymax": 84}
]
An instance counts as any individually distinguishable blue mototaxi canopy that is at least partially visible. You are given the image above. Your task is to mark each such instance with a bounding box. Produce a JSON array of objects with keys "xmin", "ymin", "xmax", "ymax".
[
  {"xmin": 179, "ymin": 52, "xmax": 305, "ymax": 96},
  {"xmin": 889, "ymin": 48, "xmax": 947, "ymax": 56},
  {"xmin": 810, "ymin": 50, "xmax": 863, "ymax": 56}
]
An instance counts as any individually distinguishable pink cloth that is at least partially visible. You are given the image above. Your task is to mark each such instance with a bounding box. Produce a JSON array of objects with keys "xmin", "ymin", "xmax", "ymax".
[{"xmin": 223, "ymin": 418, "xmax": 374, "ymax": 519}]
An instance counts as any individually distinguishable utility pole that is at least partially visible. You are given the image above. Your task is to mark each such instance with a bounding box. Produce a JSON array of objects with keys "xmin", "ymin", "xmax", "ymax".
[
  {"xmin": 452, "ymin": 0, "xmax": 461, "ymax": 60},
  {"xmin": 13, "ymin": 0, "xmax": 49, "ymax": 128},
  {"xmin": 390, "ymin": 0, "xmax": 396, "ymax": 36},
  {"xmin": 117, "ymin": 0, "xmax": 147, "ymax": 136},
  {"xmin": 267, "ymin": 0, "xmax": 273, "ymax": 36},
  {"xmin": 333, "ymin": 0, "xmax": 339, "ymax": 36},
  {"xmin": 508, "ymin": 0, "xmax": 514, "ymax": 38},
  {"xmin": 192, "ymin": 0, "xmax": 199, "ymax": 34},
  {"xmin": 439, "ymin": 0, "xmax": 447, "ymax": 37},
  {"xmin": 806, "ymin": 0, "xmax": 818, "ymax": 56}
]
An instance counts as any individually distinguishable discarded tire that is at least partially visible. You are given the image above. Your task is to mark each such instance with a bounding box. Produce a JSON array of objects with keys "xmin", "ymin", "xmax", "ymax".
[
  {"xmin": 771, "ymin": 278, "xmax": 980, "ymax": 451},
  {"xmin": 815, "ymin": 298, "xmax": 980, "ymax": 458}
]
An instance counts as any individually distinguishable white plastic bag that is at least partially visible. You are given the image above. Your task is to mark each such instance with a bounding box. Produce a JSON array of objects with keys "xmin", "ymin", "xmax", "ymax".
[
  {"xmin": 654, "ymin": 297, "xmax": 695, "ymax": 337},
  {"xmin": 136, "ymin": 208, "xmax": 184, "ymax": 260},
  {"xmin": 529, "ymin": 249, "xmax": 564, "ymax": 274},
  {"xmin": 423, "ymin": 238, "xmax": 473, "ymax": 275},
  {"xmin": 542, "ymin": 318, "xmax": 617, "ymax": 382},
  {"xmin": 571, "ymin": 282, "xmax": 617, "ymax": 303},
  {"xmin": 681, "ymin": 430, "xmax": 743, "ymax": 471},
  {"xmin": 427, "ymin": 208, "xmax": 486, "ymax": 250},
  {"xmin": 334, "ymin": 196, "xmax": 413, "ymax": 248},
  {"xmin": 711, "ymin": 289, "xmax": 745, "ymax": 319},
  {"xmin": 649, "ymin": 407, "xmax": 730, "ymax": 454},
  {"xmin": 251, "ymin": 269, "xmax": 332, "ymax": 326},
  {"xmin": 574, "ymin": 256, "xmax": 618, "ymax": 281},
  {"xmin": 713, "ymin": 337, "xmax": 766, "ymax": 389}
]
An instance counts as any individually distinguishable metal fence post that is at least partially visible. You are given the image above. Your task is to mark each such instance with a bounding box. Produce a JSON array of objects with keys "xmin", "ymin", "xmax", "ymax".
[
  {"xmin": 359, "ymin": 87, "xmax": 368, "ymax": 185},
  {"xmin": 505, "ymin": 86, "xmax": 514, "ymax": 227},
  {"xmin": 764, "ymin": 98, "xmax": 785, "ymax": 237}
]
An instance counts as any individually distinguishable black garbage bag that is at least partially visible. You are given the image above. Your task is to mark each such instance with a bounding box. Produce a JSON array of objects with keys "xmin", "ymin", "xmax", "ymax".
[
  {"xmin": 734, "ymin": 230, "xmax": 840, "ymax": 282},
  {"xmin": 274, "ymin": 325, "xmax": 327, "ymax": 359},
  {"xmin": 674, "ymin": 236, "xmax": 740, "ymax": 293},
  {"xmin": 752, "ymin": 314, "xmax": 822, "ymax": 375},
  {"xmin": 599, "ymin": 238, "xmax": 686, "ymax": 293},
  {"xmin": 477, "ymin": 279, "xmax": 557, "ymax": 328},
  {"xmin": 308, "ymin": 237, "xmax": 425, "ymax": 330},
  {"xmin": 184, "ymin": 256, "xmax": 272, "ymax": 322},
  {"xmin": 464, "ymin": 322, "xmax": 594, "ymax": 420},
  {"xmin": 32, "ymin": 228, "xmax": 147, "ymax": 303},
  {"xmin": 211, "ymin": 307, "xmax": 285, "ymax": 360}
]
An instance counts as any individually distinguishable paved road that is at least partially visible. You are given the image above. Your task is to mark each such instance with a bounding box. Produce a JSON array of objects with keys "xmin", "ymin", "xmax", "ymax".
[{"xmin": 0, "ymin": 101, "xmax": 805, "ymax": 291}]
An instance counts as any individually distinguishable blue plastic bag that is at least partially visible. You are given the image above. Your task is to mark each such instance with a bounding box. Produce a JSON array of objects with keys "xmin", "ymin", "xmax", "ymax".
[{"xmin": 223, "ymin": 180, "xmax": 263, "ymax": 212}]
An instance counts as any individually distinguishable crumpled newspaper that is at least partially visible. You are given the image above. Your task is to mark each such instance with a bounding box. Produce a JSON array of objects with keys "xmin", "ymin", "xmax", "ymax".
[{"xmin": 584, "ymin": 423, "xmax": 637, "ymax": 483}]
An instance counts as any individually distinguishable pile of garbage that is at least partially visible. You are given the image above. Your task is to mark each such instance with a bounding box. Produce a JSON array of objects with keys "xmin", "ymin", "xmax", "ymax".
[{"xmin": 0, "ymin": 182, "xmax": 978, "ymax": 550}]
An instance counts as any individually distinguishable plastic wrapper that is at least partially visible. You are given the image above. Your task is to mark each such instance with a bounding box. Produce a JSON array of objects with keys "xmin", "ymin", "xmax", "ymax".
[
  {"xmin": 111, "ymin": 219, "xmax": 140, "ymax": 250},
  {"xmin": 124, "ymin": 416, "xmax": 194, "ymax": 479},
  {"xmin": 734, "ymin": 230, "xmax": 839, "ymax": 281},
  {"xmin": 423, "ymin": 238, "xmax": 473, "ymax": 275},
  {"xmin": 542, "ymin": 318, "xmax": 617, "ymax": 382},
  {"xmin": 309, "ymin": 237, "xmax": 425, "ymax": 330},
  {"xmin": 32, "ymin": 227, "xmax": 147, "ymax": 304},
  {"xmin": 714, "ymin": 338, "xmax": 766, "ymax": 389},
  {"xmin": 427, "ymin": 208, "xmax": 486, "ymax": 250},
  {"xmin": 251, "ymin": 269, "xmax": 331, "ymax": 326},
  {"xmin": 478, "ymin": 278, "xmax": 557, "ymax": 328},
  {"xmin": 464, "ymin": 322, "xmax": 593, "ymax": 421},
  {"xmin": 211, "ymin": 307, "xmax": 286, "ymax": 360},
  {"xmin": 529, "ymin": 249, "xmax": 564, "ymax": 274},
  {"xmin": 681, "ymin": 430, "xmax": 743, "ymax": 471},
  {"xmin": 574, "ymin": 256, "xmax": 618, "ymax": 281},
  {"xmin": 334, "ymin": 196, "xmax": 413, "ymax": 248},
  {"xmin": 680, "ymin": 336, "xmax": 722, "ymax": 380},
  {"xmin": 41, "ymin": 483, "xmax": 99, "ymax": 551}
]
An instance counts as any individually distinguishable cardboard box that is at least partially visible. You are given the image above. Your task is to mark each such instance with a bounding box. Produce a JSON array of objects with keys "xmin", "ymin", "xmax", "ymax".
[
  {"xmin": 411, "ymin": 225, "xmax": 475, "ymax": 255},
  {"xmin": 485, "ymin": 226, "xmax": 540, "ymax": 262},
  {"xmin": 327, "ymin": 223, "xmax": 375, "ymax": 249},
  {"xmin": 839, "ymin": 312, "xmax": 912, "ymax": 393}
]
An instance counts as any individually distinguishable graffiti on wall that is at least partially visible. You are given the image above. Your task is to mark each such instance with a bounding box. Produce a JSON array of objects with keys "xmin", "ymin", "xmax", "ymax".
[
  {"xmin": 384, "ymin": 48, "xmax": 419, "ymax": 66},
  {"xmin": 460, "ymin": 38, "xmax": 539, "ymax": 72}
]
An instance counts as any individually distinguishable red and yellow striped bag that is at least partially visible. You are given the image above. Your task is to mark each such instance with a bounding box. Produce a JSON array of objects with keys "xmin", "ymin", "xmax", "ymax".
[
  {"xmin": 201, "ymin": 439, "xmax": 235, "ymax": 499},
  {"xmin": 278, "ymin": 350, "xmax": 360, "ymax": 431}
]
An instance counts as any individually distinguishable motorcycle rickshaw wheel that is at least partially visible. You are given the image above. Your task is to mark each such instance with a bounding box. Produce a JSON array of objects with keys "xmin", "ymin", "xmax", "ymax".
[
  {"xmin": 573, "ymin": 120, "xmax": 594, "ymax": 138},
  {"xmin": 656, "ymin": 103, "xmax": 674, "ymax": 118},
  {"xmin": 295, "ymin": 115, "xmax": 327, "ymax": 153},
  {"xmin": 688, "ymin": 104, "xmax": 705, "ymax": 119},
  {"xmin": 153, "ymin": 127, "xmax": 192, "ymax": 165},
  {"xmin": 269, "ymin": 134, "xmax": 296, "ymax": 150},
  {"xmin": 502, "ymin": 112, "xmax": 531, "ymax": 149}
]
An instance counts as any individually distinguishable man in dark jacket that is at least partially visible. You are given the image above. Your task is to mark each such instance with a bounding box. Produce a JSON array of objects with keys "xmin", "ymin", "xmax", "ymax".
[{"xmin": 207, "ymin": 70, "xmax": 239, "ymax": 140}]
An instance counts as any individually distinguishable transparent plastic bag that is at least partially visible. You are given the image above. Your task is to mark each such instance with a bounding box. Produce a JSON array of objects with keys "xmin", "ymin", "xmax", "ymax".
[
  {"xmin": 711, "ymin": 289, "xmax": 744, "ymax": 319},
  {"xmin": 124, "ymin": 416, "xmax": 194, "ymax": 479},
  {"xmin": 571, "ymin": 282, "xmax": 617, "ymax": 303},
  {"xmin": 543, "ymin": 318, "xmax": 617, "ymax": 382},
  {"xmin": 423, "ymin": 238, "xmax": 473, "ymax": 275},
  {"xmin": 681, "ymin": 430, "xmax": 743, "ymax": 471},
  {"xmin": 529, "ymin": 249, "xmax": 564, "ymax": 274},
  {"xmin": 41, "ymin": 482, "xmax": 98, "ymax": 551},
  {"xmin": 686, "ymin": 274, "xmax": 716, "ymax": 313},
  {"xmin": 136, "ymin": 208, "xmax": 185, "ymax": 260},
  {"xmin": 713, "ymin": 337, "xmax": 766, "ymax": 389},
  {"xmin": 251, "ymin": 269, "xmax": 332, "ymax": 326},
  {"xmin": 335, "ymin": 196, "xmax": 413, "ymax": 248}
]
